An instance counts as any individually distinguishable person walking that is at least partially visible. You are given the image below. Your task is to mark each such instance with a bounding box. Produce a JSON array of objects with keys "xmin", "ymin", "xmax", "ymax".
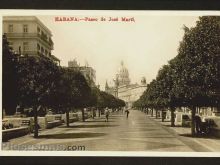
[
  {"xmin": 105, "ymin": 108, "xmax": 110, "ymax": 122},
  {"xmin": 195, "ymin": 115, "xmax": 202, "ymax": 134},
  {"xmin": 125, "ymin": 109, "xmax": 130, "ymax": 118}
]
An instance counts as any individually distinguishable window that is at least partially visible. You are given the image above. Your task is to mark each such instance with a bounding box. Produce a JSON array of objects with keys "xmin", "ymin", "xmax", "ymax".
[
  {"xmin": 23, "ymin": 24, "xmax": 28, "ymax": 33},
  {"xmin": 23, "ymin": 42, "xmax": 29, "ymax": 51},
  {"xmin": 8, "ymin": 24, "xmax": 13, "ymax": 33}
]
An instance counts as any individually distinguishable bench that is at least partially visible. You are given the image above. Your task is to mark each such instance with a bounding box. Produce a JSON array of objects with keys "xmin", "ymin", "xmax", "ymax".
[
  {"xmin": 55, "ymin": 116, "xmax": 62, "ymax": 121},
  {"xmin": 46, "ymin": 114, "xmax": 63, "ymax": 129},
  {"xmin": 21, "ymin": 119, "xmax": 30, "ymax": 126},
  {"xmin": 46, "ymin": 120, "xmax": 62, "ymax": 129},
  {"xmin": 62, "ymin": 113, "xmax": 79, "ymax": 123}
]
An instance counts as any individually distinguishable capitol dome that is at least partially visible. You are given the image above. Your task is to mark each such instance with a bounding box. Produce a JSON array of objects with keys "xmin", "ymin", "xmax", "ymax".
[
  {"xmin": 118, "ymin": 61, "xmax": 129, "ymax": 75},
  {"xmin": 116, "ymin": 61, "xmax": 130, "ymax": 86}
]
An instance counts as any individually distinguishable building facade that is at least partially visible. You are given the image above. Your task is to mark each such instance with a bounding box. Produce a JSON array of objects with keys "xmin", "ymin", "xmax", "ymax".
[
  {"xmin": 3, "ymin": 16, "xmax": 60, "ymax": 64},
  {"xmin": 68, "ymin": 59, "xmax": 96, "ymax": 87},
  {"xmin": 105, "ymin": 61, "xmax": 147, "ymax": 108}
]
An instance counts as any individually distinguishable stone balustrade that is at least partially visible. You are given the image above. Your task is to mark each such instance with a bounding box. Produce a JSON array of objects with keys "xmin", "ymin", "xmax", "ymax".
[
  {"xmin": 3, "ymin": 118, "xmax": 23, "ymax": 128},
  {"xmin": 2, "ymin": 114, "xmax": 64, "ymax": 141},
  {"xmin": 2, "ymin": 126, "xmax": 29, "ymax": 142}
]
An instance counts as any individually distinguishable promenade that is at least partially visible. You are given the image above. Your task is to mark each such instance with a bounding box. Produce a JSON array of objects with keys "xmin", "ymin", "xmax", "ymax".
[{"xmin": 2, "ymin": 110, "xmax": 220, "ymax": 151}]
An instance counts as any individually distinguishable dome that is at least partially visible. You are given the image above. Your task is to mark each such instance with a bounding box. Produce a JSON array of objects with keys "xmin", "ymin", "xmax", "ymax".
[
  {"xmin": 116, "ymin": 61, "xmax": 130, "ymax": 86},
  {"xmin": 118, "ymin": 63, "xmax": 128, "ymax": 76}
]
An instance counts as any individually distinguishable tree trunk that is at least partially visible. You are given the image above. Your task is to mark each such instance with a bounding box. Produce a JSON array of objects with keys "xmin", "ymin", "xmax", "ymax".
[
  {"xmin": 33, "ymin": 105, "xmax": 38, "ymax": 138},
  {"xmin": 2, "ymin": 108, "xmax": 5, "ymax": 119},
  {"xmin": 146, "ymin": 108, "xmax": 149, "ymax": 115},
  {"xmin": 151, "ymin": 108, "xmax": 153, "ymax": 117},
  {"xmin": 98, "ymin": 109, "xmax": 101, "ymax": 117},
  {"xmin": 171, "ymin": 106, "xmax": 175, "ymax": 127},
  {"xmin": 66, "ymin": 108, "xmax": 69, "ymax": 127},
  {"xmin": 82, "ymin": 108, "xmax": 85, "ymax": 122},
  {"xmin": 162, "ymin": 109, "xmax": 164, "ymax": 122},
  {"xmin": 155, "ymin": 109, "xmax": 158, "ymax": 119},
  {"xmin": 191, "ymin": 105, "xmax": 196, "ymax": 137},
  {"xmin": 92, "ymin": 108, "xmax": 95, "ymax": 119}
]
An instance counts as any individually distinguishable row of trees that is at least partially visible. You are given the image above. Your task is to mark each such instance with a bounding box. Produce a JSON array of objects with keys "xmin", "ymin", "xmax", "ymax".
[
  {"xmin": 133, "ymin": 16, "xmax": 220, "ymax": 136},
  {"xmin": 92, "ymin": 88, "xmax": 126, "ymax": 117},
  {"xmin": 2, "ymin": 34, "xmax": 125, "ymax": 137}
]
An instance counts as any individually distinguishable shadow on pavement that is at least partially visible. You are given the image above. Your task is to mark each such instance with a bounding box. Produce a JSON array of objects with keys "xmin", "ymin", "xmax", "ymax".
[
  {"xmin": 164, "ymin": 125, "xmax": 184, "ymax": 128},
  {"xmin": 160, "ymin": 120, "xmax": 171, "ymax": 123},
  {"xmin": 179, "ymin": 133, "xmax": 220, "ymax": 140},
  {"xmin": 38, "ymin": 132, "xmax": 106, "ymax": 139},
  {"xmin": 154, "ymin": 118, "xmax": 162, "ymax": 120},
  {"xmin": 60, "ymin": 124, "xmax": 119, "ymax": 128},
  {"xmin": 111, "ymin": 114, "xmax": 124, "ymax": 116}
]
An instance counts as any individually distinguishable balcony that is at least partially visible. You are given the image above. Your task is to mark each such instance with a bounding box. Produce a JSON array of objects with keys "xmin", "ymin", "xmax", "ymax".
[
  {"xmin": 19, "ymin": 51, "xmax": 38, "ymax": 56},
  {"xmin": 5, "ymin": 33, "xmax": 54, "ymax": 49},
  {"xmin": 40, "ymin": 33, "xmax": 54, "ymax": 48},
  {"xmin": 5, "ymin": 33, "xmax": 38, "ymax": 38}
]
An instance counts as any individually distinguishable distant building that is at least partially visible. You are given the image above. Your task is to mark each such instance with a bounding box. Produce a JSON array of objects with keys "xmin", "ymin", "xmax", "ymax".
[
  {"xmin": 3, "ymin": 16, "xmax": 60, "ymax": 65},
  {"xmin": 105, "ymin": 61, "xmax": 147, "ymax": 108},
  {"xmin": 68, "ymin": 59, "xmax": 96, "ymax": 87}
]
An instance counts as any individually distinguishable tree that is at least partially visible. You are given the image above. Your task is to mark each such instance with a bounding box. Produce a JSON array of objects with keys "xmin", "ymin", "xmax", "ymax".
[
  {"xmin": 17, "ymin": 55, "xmax": 60, "ymax": 137},
  {"xmin": 2, "ymin": 35, "xmax": 18, "ymax": 115},
  {"xmin": 171, "ymin": 16, "xmax": 220, "ymax": 136},
  {"xmin": 53, "ymin": 68, "xmax": 93, "ymax": 125},
  {"xmin": 96, "ymin": 91, "xmax": 125, "ymax": 115},
  {"xmin": 134, "ymin": 16, "xmax": 220, "ymax": 136}
]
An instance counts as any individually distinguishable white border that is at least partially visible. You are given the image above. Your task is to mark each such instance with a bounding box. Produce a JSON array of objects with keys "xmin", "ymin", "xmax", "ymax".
[{"xmin": 1, "ymin": 10, "xmax": 220, "ymax": 157}]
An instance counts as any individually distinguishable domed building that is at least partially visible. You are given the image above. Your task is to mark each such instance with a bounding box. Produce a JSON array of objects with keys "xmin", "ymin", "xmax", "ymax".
[
  {"xmin": 105, "ymin": 61, "xmax": 147, "ymax": 108},
  {"xmin": 116, "ymin": 61, "xmax": 130, "ymax": 86}
]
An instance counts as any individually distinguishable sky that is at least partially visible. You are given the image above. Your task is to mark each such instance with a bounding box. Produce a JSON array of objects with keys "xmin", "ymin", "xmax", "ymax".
[{"xmin": 38, "ymin": 14, "xmax": 198, "ymax": 90}]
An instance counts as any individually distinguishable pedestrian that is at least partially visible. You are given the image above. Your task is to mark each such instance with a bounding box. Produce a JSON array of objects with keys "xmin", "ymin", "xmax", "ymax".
[
  {"xmin": 105, "ymin": 108, "xmax": 110, "ymax": 122},
  {"xmin": 125, "ymin": 109, "xmax": 130, "ymax": 118},
  {"xmin": 194, "ymin": 115, "xmax": 201, "ymax": 134}
]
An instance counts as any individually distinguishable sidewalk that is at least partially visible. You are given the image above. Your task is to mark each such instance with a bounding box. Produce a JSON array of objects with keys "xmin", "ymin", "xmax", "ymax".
[
  {"xmin": 3, "ymin": 111, "xmax": 220, "ymax": 151},
  {"xmin": 146, "ymin": 113, "xmax": 220, "ymax": 152}
]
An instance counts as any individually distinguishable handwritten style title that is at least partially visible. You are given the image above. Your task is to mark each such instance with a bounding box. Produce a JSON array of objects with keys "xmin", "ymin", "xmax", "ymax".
[{"xmin": 55, "ymin": 16, "xmax": 135, "ymax": 22}]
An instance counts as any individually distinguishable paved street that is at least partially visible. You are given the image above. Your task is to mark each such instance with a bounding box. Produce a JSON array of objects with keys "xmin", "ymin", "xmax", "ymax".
[{"xmin": 2, "ymin": 110, "xmax": 220, "ymax": 151}]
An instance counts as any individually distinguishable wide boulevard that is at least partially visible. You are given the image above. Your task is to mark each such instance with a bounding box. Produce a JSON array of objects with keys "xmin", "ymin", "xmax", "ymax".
[{"xmin": 3, "ymin": 110, "xmax": 219, "ymax": 151}]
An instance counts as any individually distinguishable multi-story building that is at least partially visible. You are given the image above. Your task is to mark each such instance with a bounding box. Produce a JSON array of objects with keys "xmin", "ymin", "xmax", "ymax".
[
  {"xmin": 68, "ymin": 59, "xmax": 96, "ymax": 87},
  {"xmin": 3, "ymin": 16, "xmax": 60, "ymax": 65},
  {"xmin": 105, "ymin": 61, "xmax": 147, "ymax": 108},
  {"xmin": 117, "ymin": 81, "xmax": 147, "ymax": 108}
]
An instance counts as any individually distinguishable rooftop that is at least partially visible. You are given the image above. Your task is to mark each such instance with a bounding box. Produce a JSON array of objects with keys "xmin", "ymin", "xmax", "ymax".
[{"xmin": 3, "ymin": 16, "xmax": 52, "ymax": 36}]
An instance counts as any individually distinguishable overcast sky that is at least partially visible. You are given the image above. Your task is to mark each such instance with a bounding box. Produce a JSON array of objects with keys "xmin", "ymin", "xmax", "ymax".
[{"xmin": 38, "ymin": 15, "xmax": 198, "ymax": 90}]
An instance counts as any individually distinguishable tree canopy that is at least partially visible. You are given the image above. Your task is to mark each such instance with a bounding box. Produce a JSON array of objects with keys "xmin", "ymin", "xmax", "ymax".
[
  {"xmin": 2, "ymin": 35, "xmax": 18, "ymax": 115},
  {"xmin": 134, "ymin": 16, "xmax": 220, "ymax": 110}
]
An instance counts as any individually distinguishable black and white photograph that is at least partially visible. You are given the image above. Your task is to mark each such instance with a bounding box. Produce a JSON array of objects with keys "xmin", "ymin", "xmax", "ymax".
[{"xmin": 1, "ymin": 10, "xmax": 220, "ymax": 155}]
